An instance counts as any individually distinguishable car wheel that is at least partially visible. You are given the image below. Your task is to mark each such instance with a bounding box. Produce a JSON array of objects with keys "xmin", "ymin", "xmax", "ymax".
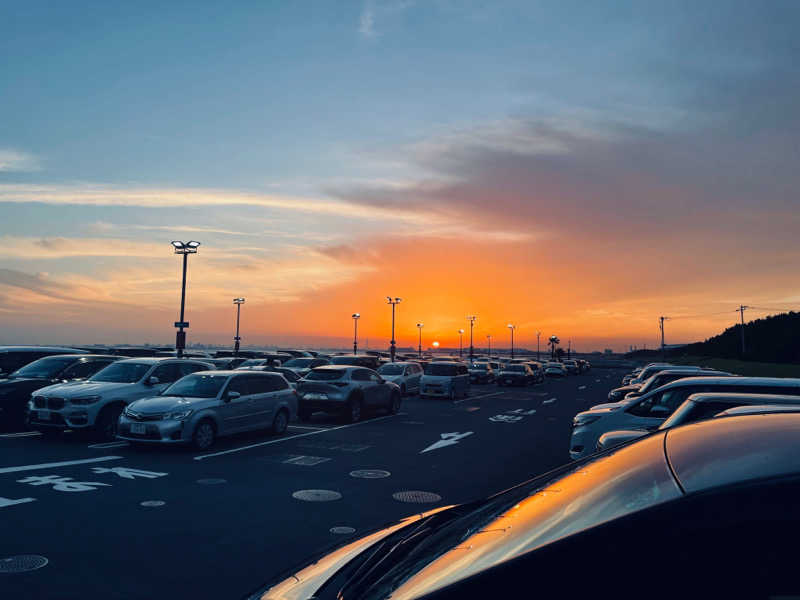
[
  {"xmin": 95, "ymin": 404, "xmax": 123, "ymax": 442},
  {"xmin": 192, "ymin": 420, "xmax": 216, "ymax": 450},
  {"xmin": 344, "ymin": 396, "xmax": 363, "ymax": 423},
  {"xmin": 388, "ymin": 392, "xmax": 401, "ymax": 414},
  {"xmin": 271, "ymin": 409, "xmax": 289, "ymax": 435},
  {"xmin": 400, "ymin": 384, "xmax": 407, "ymax": 396}
]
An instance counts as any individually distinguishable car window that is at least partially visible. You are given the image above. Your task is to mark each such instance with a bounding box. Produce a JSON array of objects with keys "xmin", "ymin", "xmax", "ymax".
[
  {"xmin": 180, "ymin": 362, "xmax": 208, "ymax": 376},
  {"xmin": 248, "ymin": 375, "xmax": 288, "ymax": 393},
  {"xmin": 628, "ymin": 387, "xmax": 702, "ymax": 418},
  {"xmin": 11, "ymin": 356, "xmax": 81, "ymax": 378},
  {"xmin": 351, "ymin": 369, "xmax": 372, "ymax": 381},
  {"xmin": 305, "ymin": 369, "xmax": 345, "ymax": 381},
  {"xmin": 369, "ymin": 372, "xmax": 383, "ymax": 383},
  {"xmin": 226, "ymin": 376, "xmax": 251, "ymax": 396},
  {"xmin": 151, "ymin": 363, "xmax": 184, "ymax": 384},
  {"xmin": 685, "ymin": 400, "xmax": 739, "ymax": 424},
  {"xmin": 61, "ymin": 360, "xmax": 111, "ymax": 380}
]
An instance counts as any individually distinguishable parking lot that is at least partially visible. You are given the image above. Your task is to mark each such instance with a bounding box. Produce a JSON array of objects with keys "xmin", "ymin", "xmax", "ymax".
[{"xmin": 0, "ymin": 369, "xmax": 620, "ymax": 599}]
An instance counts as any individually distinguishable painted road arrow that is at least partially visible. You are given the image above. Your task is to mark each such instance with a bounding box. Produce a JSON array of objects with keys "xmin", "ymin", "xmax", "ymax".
[{"xmin": 420, "ymin": 431, "xmax": 474, "ymax": 454}]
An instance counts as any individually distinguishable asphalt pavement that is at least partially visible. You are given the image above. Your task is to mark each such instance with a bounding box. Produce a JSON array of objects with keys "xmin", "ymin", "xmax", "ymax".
[{"xmin": 0, "ymin": 368, "xmax": 623, "ymax": 599}]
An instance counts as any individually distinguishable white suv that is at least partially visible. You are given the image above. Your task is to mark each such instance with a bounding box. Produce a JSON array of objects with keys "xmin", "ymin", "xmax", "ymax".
[{"xmin": 29, "ymin": 358, "xmax": 214, "ymax": 440}]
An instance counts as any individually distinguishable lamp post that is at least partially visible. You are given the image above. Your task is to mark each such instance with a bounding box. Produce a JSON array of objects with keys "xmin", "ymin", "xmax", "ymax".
[
  {"xmin": 467, "ymin": 315, "xmax": 476, "ymax": 360},
  {"xmin": 386, "ymin": 297, "xmax": 402, "ymax": 362},
  {"xmin": 536, "ymin": 331, "xmax": 541, "ymax": 361},
  {"xmin": 486, "ymin": 334, "xmax": 492, "ymax": 358},
  {"xmin": 233, "ymin": 297, "xmax": 245, "ymax": 356},
  {"xmin": 507, "ymin": 324, "xmax": 516, "ymax": 359},
  {"xmin": 417, "ymin": 322, "xmax": 424, "ymax": 357},
  {"xmin": 352, "ymin": 313, "xmax": 360, "ymax": 355},
  {"xmin": 458, "ymin": 329, "xmax": 465, "ymax": 358},
  {"xmin": 171, "ymin": 240, "xmax": 200, "ymax": 358}
]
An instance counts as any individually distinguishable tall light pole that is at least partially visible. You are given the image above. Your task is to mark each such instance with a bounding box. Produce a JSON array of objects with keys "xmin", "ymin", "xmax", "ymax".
[
  {"xmin": 486, "ymin": 334, "xmax": 492, "ymax": 358},
  {"xmin": 568, "ymin": 339, "xmax": 571, "ymax": 359},
  {"xmin": 386, "ymin": 297, "xmax": 402, "ymax": 362},
  {"xmin": 417, "ymin": 322, "xmax": 424, "ymax": 357},
  {"xmin": 233, "ymin": 297, "xmax": 245, "ymax": 356},
  {"xmin": 171, "ymin": 240, "xmax": 200, "ymax": 358},
  {"xmin": 536, "ymin": 331, "xmax": 541, "ymax": 361},
  {"xmin": 659, "ymin": 316, "xmax": 669, "ymax": 360},
  {"xmin": 737, "ymin": 305, "xmax": 748, "ymax": 355},
  {"xmin": 467, "ymin": 315, "xmax": 476, "ymax": 359},
  {"xmin": 507, "ymin": 324, "xmax": 516, "ymax": 359},
  {"xmin": 458, "ymin": 329, "xmax": 465, "ymax": 358},
  {"xmin": 352, "ymin": 313, "xmax": 360, "ymax": 355}
]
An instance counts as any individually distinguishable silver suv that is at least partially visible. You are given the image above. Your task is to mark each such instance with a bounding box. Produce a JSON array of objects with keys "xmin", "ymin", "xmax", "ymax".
[
  {"xmin": 29, "ymin": 358, "xmax": 213, "ymax": 440},
  {"xmin": 297, "ymin": 365, "xmax": 402, "ymax": 422},
  {"xmin": 118, "ymin": 370, "xmax": 296, "ymax": 449}
]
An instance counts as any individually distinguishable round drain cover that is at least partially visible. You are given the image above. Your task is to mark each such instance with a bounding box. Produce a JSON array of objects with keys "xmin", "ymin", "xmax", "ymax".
[
  {"xmin": 140, "ymin": 500, "xmax": 166, "ymax": 507},
  {"xmin": 0, "ymin": 555, "xmax": 48, "ymax": 573},
  {"xmin": 292, "ymin": 489, "xmax": 342, "ymax": 502},
  {"xmin": 350, "ymin": 469, "xmax": 391, "ymax": 479},
  {"xmin": 392, "ymin": 490, "xmax": 442, "ymax": 504},
  {"xmin": 330, "ymin": 526, "xmax": 356, "ymax": 535},
  {"xmin": 197, "ymin": 478, "xmax": 227, "ymax": 485}
]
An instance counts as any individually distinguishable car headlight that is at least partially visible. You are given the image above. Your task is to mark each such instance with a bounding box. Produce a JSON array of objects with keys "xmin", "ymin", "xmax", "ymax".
[
  {"xmin": 573, "ymin": 414, "xmax": 602, "ymax": 427},
  {"xmin": 71, "ymin": 395, "xmax": 101, "ymax": 405},
  {"xmin": 164, "ymin": 409, "xmax": 193, "ymax": 420}
]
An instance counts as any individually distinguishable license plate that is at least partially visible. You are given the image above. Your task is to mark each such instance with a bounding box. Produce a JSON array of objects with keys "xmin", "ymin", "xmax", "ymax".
[
  {"xmin": 130, "ymin": 423, "xmax": 146, "ymax": 434},
  {"xmin": 38, "ymin": 410, "xmax": 50, "ymax": 421},
  {"xmin": 304, "ymin": 393, "xmax": 327, "ymax": 400}
]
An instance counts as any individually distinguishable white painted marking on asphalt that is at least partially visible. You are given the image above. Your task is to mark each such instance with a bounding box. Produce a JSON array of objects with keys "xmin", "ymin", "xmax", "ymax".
[
  {"xmin": 193, "ymin": 414, "xmax": 398, "ymax": 461},
  {"xmin": 330, "ymin": 526, "xmax": 356, "ymax": 534},
  {"xmin": 0, "ymin": 455, "xmax": 123, "ymax": 475},
  {"xmin": 454, "ymin": 391, "xmax": 505, "ymax": 404},
  {"xmin": 140, "ymin": 500, "xmax": 165, "ymax": 507},
  {"xmin": 287, "ymin": 424, "xmax": 328, "ymax": 430},
  {"xmin": 489, "ymin": 414, "xmax": 522, "ymax": 422},
  {"xmin": 0, "ymin": 496, "xmax": 36, "ymax": 509},
  {"xmin": 578, "ymin": 385, "xmax": 587, "ymax": 390},
  {"xmin": 17, "ymin": 475, "xmax": 111, "ymax": 492},
  {"xmin": 0, "ymin": 431, "xmax": 41, "ymax": 439},
  {"xmin": 87, "ymin": 441, "xmax": 129, "ymax": 449},
  {"xmin": 420, "ymin": 431, "xmax": 474, "ymax": 454},
  {"xmin": 283, "ymin": 455, "xmax": 330, "ymax": 466},
  {"xmin": 542, "ymin": 398, "xmax": 557, "ymax": 404},
  {"xmin": 91, "ymin": 467, "xmax": 166, "ymax": 479}
]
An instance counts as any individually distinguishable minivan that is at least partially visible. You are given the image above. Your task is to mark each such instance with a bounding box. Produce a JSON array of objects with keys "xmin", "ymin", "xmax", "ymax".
[{"xmin": 420, "ymin": 362, "xmax": 470, "ymax": 399}]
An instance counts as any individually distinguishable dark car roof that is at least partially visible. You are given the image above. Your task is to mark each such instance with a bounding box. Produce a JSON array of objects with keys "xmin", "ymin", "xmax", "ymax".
[
  {"xmin": 0, "ymin": 346, "xmax": 87, "ymax": 353},
  {"xmin": 312, "ymin": 364, "xmax": 359, "ymax": 370},
  {"xmin": 666, "ymin": 412, "xmax": 800, "ymax": 494}
]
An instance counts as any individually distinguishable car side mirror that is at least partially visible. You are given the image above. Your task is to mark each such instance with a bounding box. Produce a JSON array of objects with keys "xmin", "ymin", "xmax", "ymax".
[
  {"xmin": 147, "ymin": 376, "xmax": 160, "ymax": 386},
  {"xmin": 225, "ymin": 391, "xmax": 241, "ymax": 402}
]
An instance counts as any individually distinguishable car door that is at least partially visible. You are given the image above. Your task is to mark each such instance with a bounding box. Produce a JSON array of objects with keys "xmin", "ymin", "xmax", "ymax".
[
  {"xmin": 369, "ymin": 371, "xmax": 392, "ymax": 406},
  {"xmin": 458, "ymin": 365, "xmax": 469, "ymax": 395},
  {"xmin": 351, "ymin": 369, "xmax": 379, "ymax": 406},
  {"xmin": 408, "ymin": 364, "xmax": 422, "ymax": 392},
  {"xmin": 138, "ymin": 362, "xmax": 183, "ymax": 400},
  {"xmin": 218, "ymin": 375, "xmax": 252, "ymax": 434},
  {"xmin": 241, "ymin": 375, "xmax": 275, "ymax": 430}
]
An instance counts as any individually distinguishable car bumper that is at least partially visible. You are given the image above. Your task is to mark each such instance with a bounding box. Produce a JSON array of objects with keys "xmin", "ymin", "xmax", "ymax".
[
  {"xmin": 27, "ymin": 408, "xmax": 92, "ymax": 430},
  {"xmin": 498, "ymin": 377, "xmax": 526, "ymax": 385},
  {"xmin": 569, "ymin": 426, "xmax": 595, "ymax": 460},
  {"xmin": 298, "ymin": 392, "xmax": 347, "ymax": 411},
  {"xmin": 117, "ymin": 416, "xmax": 189, "ymax": 443},
  {"xmin": 420, "ymin": 386, "xmax": 451, "ymax": 397}
]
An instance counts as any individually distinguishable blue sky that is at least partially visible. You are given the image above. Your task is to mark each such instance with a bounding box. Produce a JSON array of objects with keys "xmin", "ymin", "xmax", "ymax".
[{"xmin": 1, "ymin": 1, "xmax": 799, "ymax": 349}]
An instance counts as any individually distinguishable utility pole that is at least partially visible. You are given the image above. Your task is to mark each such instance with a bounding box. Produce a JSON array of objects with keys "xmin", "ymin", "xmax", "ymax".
[
  {"xmin": 659, "ymin": 316, "xmax": 669, "ymax": 360},
  {"xmin": 386, "ymin": 297, "xmax": 402, "ymax": 362},
  {"xmin": 738, "ymin": 305, "xmax": 748, "ymax": 355},
  {"xmin": 467, "ymin": 315, "xmax": 476, "ymax": 360},
  {"xmin": 486, "ymin": 334, "xmax": 492, "ymax": 358}
]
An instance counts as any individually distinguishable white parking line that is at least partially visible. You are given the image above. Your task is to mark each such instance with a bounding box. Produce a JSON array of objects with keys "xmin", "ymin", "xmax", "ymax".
[
  {"xmin": 287, "ymin": 425, "xmax": 327, "ymax": 431},
  {"xmin": 453, "ymin": 391, "xmax": 506, "ymax": 404},
  {"xmin": 87, "ymin": 441, "xmax": 130, "ymax": 449},
  {"xmin": 193, "ymin": 414, "xmax": 400, "ymax": 461},
  {"xmin": 0, "ymin": 456, "xmax": 124, "ymax": 475},
  {"xmin": 0, "ymin": 432, "xmax": 42, "ymax": 439}
]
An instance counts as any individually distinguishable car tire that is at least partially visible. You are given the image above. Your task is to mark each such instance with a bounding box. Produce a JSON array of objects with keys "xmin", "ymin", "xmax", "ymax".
[
  {"xmin": 95, "ymin": 404, "xmax": 123, "ymax": 442},
  {"xmin": 344, "ymin": 396, "xmax": 363, "ymax": 423},
  {"xmin": 271, "ymin": 409, "xmax": 289, "ymax": 435},
  {"xmin": 448, "ymin": 389, "xmax": 456, "ymax": 401},
  {"xmin": 192, "ymin": 419, "xmax": 216, "ymax": 450},
  {"xmin": 388, "ymin": 392, "xmax": 401, "ymax": 414},
  {"xmin": 298, "ymin": 406, "xmax": 313, "ymax": 422},
  {"xmin": 400, "ymin": 384, "xmax": 407, "ymax": 396}
]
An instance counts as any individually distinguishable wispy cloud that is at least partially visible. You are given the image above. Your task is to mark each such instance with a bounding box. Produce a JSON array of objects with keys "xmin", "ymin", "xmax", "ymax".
[
  {"xmin": 0, "ymin": 148, "xmax": 40, "ymax": 172},
  {"xmin": 359, "ymin": 2, "xmax": 376, "ymax": 37}
]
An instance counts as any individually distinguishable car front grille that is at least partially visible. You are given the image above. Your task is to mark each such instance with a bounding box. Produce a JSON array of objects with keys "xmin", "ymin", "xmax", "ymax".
[
  {"xmin": 125, "ymin": 411, "xmax": 164, "ymax": 422},
  {"xmin": 33, "ymin": 397, "xmax": 65, "ymax": 409}
]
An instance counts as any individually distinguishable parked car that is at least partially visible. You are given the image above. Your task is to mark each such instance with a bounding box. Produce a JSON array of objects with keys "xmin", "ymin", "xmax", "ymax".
[
  {"xmin": 607, "ymin": 383, "xmax": 642, "ymax": 402},
  {"xmin": 544, "ymin": 362, "xmax": 567, "ymax": 377},
  {"xmin": 716, "ymin": 404, "xmax": 800, "ymax": 417},
  {"xmin": 277, "ymin": 349, "xmax": 313, "ymax": 358},
  {"xmin": 524, "ymin": 361, "xmax": 545, "ymax": 383},
  {"xmin": 597, "ymin": 392, "xmax": 800, "ymax": 451},
  {"xmin": 328, "ymin": 354, "xmax": 382, "ymax": 370},
  {"xmin": 468, "ymin": 362, "xmax": 496, "ymax": 383},
  {"xmin": 377, "ymin": 361, "xmax": 423, "ymax": 395},
  {"xmin": 562, "ymin": 359, "xmax": 579, "ymax": 374},
  {"xmin": 296, "ymin": 366, "xmax": 401, "ymax": 422},
  {"xmin": 496, "ymin": 364, "xmax": 536, "ymax": 386},
  {"xmin": 118, "ymin": 370, "xmax": 295, "ymax": 449},
  {"xmin": 623, "ymin": 368, "xmax": 732, "ymax": 400},
  {"xmin": 0, "ymin": 354, "xmax": 122, "ymax": 431},
  {"xmin": 251, "ymin": 413, "xmax": 800, "ymax": 599},
  {"xmin": 281, "ymin": 357, "xmax": 331, "ymax": 378},
  {"xmin": 0, "ymin": 346, "xmax": 87, "ymax": 378},
  {"xmin": 570, "ymin": 376, "xmax": 800, "ymax": 460},
  {"xmin": 28, "ymin": 358, "xmax": 214, "ymax": 440},
  {"xmin": 206, "ymin": 357, "xmax": 249, "ymax": 370},
  {"xmin": 628, "ymin": 363, "xmax": 705, "ymax": 386},
  {"xmin": 420, "ymin": 362, "xmax": 470, "ymax": 400}
]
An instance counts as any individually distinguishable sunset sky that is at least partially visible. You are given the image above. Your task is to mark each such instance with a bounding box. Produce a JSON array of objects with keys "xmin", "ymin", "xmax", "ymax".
[{"xmin": 1, "ymin": 1, "xmax": 799, "ymax": 351}]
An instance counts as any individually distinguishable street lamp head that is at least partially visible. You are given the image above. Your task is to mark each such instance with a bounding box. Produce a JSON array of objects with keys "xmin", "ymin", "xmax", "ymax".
[
  {"xmin": 233, "ymin": 297, "xmax": 245, "ymax": 304},
  {"xmin": 458, "ymin": 328, "xmax": 465, "ymax": 334},
  {"xmin": 507, "ymin": 323, "xmax": 515, "ymax": 329},
  {"xmin": 417, "ymin": 322, "xmax": 423, "ymax": 328},
  {"xmin": 467, "ymin": 315, "xmax": 476, "ymax": 322},
  {"xmin": 537, "ymin": 331, "xmax": 541, "ymax": 336},
  {"xmin": 172, "ymin": 240, "xmax": 201, "ymax": 254},
  {"xmin": 352, "ymin": 313, "xmax": 360, "ymax": 319}
]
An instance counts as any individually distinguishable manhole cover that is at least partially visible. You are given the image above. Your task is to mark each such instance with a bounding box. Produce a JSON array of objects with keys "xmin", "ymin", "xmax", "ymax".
[
  {"xmin": 330, "ymin": 526, "xmax": 356, "ymax": 535},
  {"xmin": 292, "ymin": 489, "xmax": 342, "ymax": 502},
  {"xmin": 140, "ymin": 500, "xmax": 166, "ymax": 507},
  {"xmin": 350, "ymin": 469, "xmax": 390, "ymax": 479},
  {"xmin": 0, "ymin": 555, "xmax": 48, "ymax": 573},
  {"xmin": 197, "ymin": 478, "xmax": 227, "ymax": 485},
  {"xmin": 392, "ymin": 490, "xmax": 442, "ymax": 504}
]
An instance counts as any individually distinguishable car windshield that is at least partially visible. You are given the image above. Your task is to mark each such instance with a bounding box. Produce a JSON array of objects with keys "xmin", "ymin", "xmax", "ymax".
[
  {"xmin": 330, "ymin": 356, "xmax": 361, "ymax": 365},
  {"xmin": 162, "ymin": 374, "xmax": 227, "ymax": 398},
  {"xmin": 283, "ymin": 358, "xmax": 315, "ymax": 368},
  {"xmin": 425, "ymin": 364, "xmax": 459, "ymax": 376},
  {"xmin": 90, "ymin": 362, "xmax": 151, "ymax": 383},
  {"xmin": 305, "ymin": 368, "xmax": 345, "ymax": 381},
  {"xmin": 378, "ymin": 364, "xmax": 405, "ymax": 375},
  {"xmin": 10, "ymin": 356, "xmax": 78, "ymax": 378},
  {"xmin": 239, "ymin": 359, "xmax": 265, "ymax": 367}
]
